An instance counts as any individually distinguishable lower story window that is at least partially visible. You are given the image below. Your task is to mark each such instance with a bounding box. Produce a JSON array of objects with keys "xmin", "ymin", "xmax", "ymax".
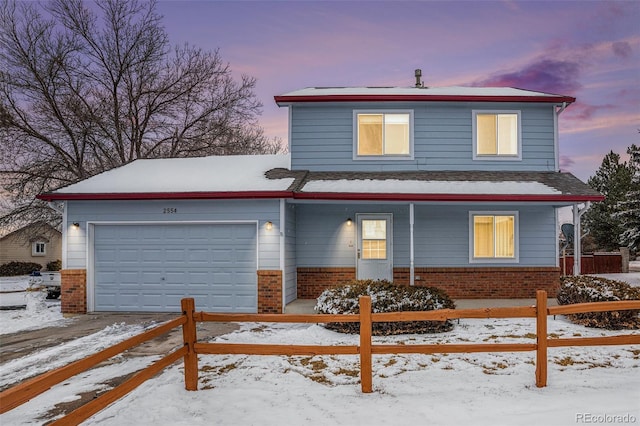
[{"xmin": 471, "ymin": 213, "xmax": 517, "ymax": 261}]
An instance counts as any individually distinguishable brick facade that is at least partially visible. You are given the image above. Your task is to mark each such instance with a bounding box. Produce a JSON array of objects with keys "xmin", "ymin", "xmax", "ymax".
[
  {"xmin": 257, "ymin": 270, "xmax": 283, "ymax": 313},
  {"xmin": 297, "ymin": 267, "xmax": 356, "ymax": 298},
  {"xmin": 60, "ymin": 269, "xmax": 87, "ymax": 314},
  {"xmin": 297, "ymin": 266, "xmax": 560, "ymax": 299}
]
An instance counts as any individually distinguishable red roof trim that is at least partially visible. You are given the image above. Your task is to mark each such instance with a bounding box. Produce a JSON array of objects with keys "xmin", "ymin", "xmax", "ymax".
[
  {"xmin": 38, "ymin": 191, "xmax": 603, "ymax": 203},
  {"xmin": 37, "ymin": 191, "xmax": 294, "ymax": 201},
  {"xmin": 274, "ymin": 94, "xmax": 576, "ymax": 104}
]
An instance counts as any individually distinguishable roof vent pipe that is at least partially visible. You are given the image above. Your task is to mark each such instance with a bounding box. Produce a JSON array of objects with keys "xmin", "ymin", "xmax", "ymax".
[{"xmin": 414, "ymin": 69, "xmax": 424, "ymax": 88}]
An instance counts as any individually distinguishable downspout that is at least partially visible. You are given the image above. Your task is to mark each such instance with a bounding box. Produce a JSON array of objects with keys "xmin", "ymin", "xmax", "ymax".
[
  {"xmin": 47, "ymin": 201, "xmax": 66, "ymax": 267},
  {"xmin": 279, "ymin": 199, "xmax": 286, "ymax": 311},
  {"xmin": 553, "ymin": 102, "xmax": 567, "ymax": 171},
  {"xmin": 572, "ymin": 202, "xmax": 591, "ymax": 275},
  {"xmin": 288, "ymin": 106, "xmax": 293, "ymax": 167},
  {"xmin": 409, "ymin": 203, "xmax": 415, "ymax": 286},
  {"xmin": 47, "ymin": 201, "xmax": 64, "ymax": 214}
]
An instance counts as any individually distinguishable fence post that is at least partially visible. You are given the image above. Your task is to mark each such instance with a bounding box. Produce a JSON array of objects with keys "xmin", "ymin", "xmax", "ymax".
[
  {"xmin": 181, "ymin": 298, "xmax": 198, "ymax": 391},
  {"xmin": 535, "ymin": 290, "xmax": 548, "ymax": 388},
  {"xmin": 359, "ymin": 295, "xmax": 373, "ymax": 393}
]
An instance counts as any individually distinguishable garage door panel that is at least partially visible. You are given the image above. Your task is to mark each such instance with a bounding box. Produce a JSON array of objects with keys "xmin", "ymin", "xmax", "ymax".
[
  {"xmin": 141, "ymin": 249, "xmax": 163, "ymax": 263},
  {"xmin": 165, "ymin": 249, "xmax": 186, "ymax": 262},
  {"xmin": 188, "ymin": 249, "xmax": 210, "ymax": 263},
  {"xmin": 94, "ymin": 224, "xmax": 258, "ymax": 312},
  {"xmin": 140, "ymin": 271, "xmax": 163, "ymax": 284}
]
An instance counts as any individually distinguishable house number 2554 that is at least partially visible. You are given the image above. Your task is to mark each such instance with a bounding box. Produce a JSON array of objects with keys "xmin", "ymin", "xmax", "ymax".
[{"xmin": 163, "ymin": 208, "xmax": 178, "ymax": 214}]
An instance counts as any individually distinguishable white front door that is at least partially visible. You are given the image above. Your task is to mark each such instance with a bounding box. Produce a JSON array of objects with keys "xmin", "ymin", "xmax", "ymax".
[{"xmin": 356, "ymin": 214, "xmax": 393, "ymax": 281}]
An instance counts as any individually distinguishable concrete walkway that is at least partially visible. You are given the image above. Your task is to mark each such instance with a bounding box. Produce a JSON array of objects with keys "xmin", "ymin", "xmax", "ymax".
[
  {"xmin": 285, "ymin": 270, "xmax": 640, "ymax": 314},
  {"xmin": 285, "ymin": 297, "xmax": 556, "ymax": 314}
]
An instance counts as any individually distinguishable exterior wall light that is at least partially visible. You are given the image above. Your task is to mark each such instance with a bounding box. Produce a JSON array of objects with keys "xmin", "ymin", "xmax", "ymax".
[
  {"xmin": 347, "ymin": 218, "xmax": 353, "ymax": 226},
  {"xmin": 72, "ymin": 222, "xmax": 80, "ymax": 228},
  {"xmin": 266, "ymin": 221, "xmax": 273, "ymax": 231}
]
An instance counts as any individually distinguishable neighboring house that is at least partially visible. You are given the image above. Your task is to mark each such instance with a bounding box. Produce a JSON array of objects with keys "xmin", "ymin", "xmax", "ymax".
[
  {"xmin": 0, "ymin": 223, "xmax": 62, "ymax": 269},
  {"xmin": 39, "ymin": 77, "xmax": 603, "ymax": 314}
]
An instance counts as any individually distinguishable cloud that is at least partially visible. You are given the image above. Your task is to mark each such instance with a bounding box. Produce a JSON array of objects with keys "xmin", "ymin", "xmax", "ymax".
[
  {"xmin": 559, "ymin": 155, "xmax": 575, "ymax": 171},
  {"xmin": 612, "ymin": 41, "xmax": 632, "ymax": 59},
  {"xmin": 472, "ymin": 59, "xmax": 582, "ymax": 95},
  {"xmin": 563, "ymin": 101, "xmax": 615, "ymax": 121}
]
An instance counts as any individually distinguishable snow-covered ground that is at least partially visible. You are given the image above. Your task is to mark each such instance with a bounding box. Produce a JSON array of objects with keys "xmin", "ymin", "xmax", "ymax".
[
  {"xmin": 1, "ymin": 293, "xmax": 639, "ymax": 425},
  {"xmin": 0, "ymin": 276, "xmax": 68, "ymax": 334}
]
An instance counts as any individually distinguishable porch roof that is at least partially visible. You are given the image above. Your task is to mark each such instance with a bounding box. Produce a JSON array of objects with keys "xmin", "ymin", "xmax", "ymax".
[{"xmin": 268, "ymin": 169, "xmax": 604, "ymax": 203}]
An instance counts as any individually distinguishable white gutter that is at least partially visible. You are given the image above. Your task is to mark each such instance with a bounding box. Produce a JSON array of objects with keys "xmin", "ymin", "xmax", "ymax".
[
  {"xmin": 409, "ymin": 203, "xmax": 415, "ymax": 286},
  {"xmin": 61, "ymin": 202, "xmax": 68, "ymax": 269},
  {"xmin": 553, "ymin": 102, "xmax": 567, "ymax": 171}
]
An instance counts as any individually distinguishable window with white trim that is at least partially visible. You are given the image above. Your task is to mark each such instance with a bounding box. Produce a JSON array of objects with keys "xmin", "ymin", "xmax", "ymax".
[
  {"xmin": 470, "ymin": 212, "xmax": 518, "ymax": 262},
  {"xmin": 354, "ymin": 111, "xmax": 413, "ymax": 158},
  {"xmin": 473, "ymin": 111, "xmax": 521, "ymax": 160},
  {"xmin": 32, "ymin": 241, "xmax": 46, "ymax": 256}
]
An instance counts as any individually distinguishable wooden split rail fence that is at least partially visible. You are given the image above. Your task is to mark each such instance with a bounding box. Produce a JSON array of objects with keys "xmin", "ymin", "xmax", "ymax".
[{"xmin": 1, "ymin": 291, "xmax": 639, "ymax": 425}]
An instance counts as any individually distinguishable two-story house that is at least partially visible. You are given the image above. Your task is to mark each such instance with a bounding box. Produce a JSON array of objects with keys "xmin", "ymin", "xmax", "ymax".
[{"xmin": 39, "ymin": 76, "xmax": 603, "ymax": 314}]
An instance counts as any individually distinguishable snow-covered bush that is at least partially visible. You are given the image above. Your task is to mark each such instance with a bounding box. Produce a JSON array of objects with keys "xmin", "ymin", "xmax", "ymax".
[
  {"xmin": 557, "ymin": 276, "xmax": 640, "ymax": 329},
  {"xmin": 0, "ymin": 261, "xmax": 42, "ymax": 276},
  {"xmin": 315, "ymin": 280, "xmax": 456, "ymax": 335}
]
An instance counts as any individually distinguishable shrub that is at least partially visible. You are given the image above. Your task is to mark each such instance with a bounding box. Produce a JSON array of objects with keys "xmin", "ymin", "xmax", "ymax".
[
  {"xmin": 315, "ymin": 279, "xmax": 456, "ymax": 335},
  {"xmin": 46, "ymin": 259, "xmax": 62, "ymax": 271},
  {"xmin": 0, "ymin": 261, "xmax": 43, "ymax": 276},
  {"xmin": 557, "ymin": 276, "xmax": 640, "ymax": 329}
]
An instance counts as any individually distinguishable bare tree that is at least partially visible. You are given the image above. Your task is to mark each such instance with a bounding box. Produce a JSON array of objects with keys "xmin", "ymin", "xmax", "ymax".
[{"xmin": 0, "ymin": 0, "xmax": 281, "ymax": 233}]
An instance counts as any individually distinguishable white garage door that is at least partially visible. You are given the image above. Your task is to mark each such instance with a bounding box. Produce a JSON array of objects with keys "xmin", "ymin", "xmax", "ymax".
[{"xmin": 94, "ymin": 224, "xmax": 257, "ymax": 312}]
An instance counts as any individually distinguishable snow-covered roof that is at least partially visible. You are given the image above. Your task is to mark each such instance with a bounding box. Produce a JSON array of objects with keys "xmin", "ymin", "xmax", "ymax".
[
  {"xmin": 275, "ymin": 86, "xmax": 575, "ymax": 105},
  {"xmin": 45, "ymin": 154, "xmax": 294, "ymax": 197},
  {"xmin": 39, "ymin": 156, "xmax": 601, "ymax": 203},
  {"xmin": 301, "ymin": 180, "xmax": 561, "ymax": 195}
]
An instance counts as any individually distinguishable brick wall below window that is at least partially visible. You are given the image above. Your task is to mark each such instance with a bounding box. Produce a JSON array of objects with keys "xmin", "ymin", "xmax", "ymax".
[
  {"xmin": 60, "ymin": 269, "xmax": 87, "ymax": 314},
  {"xmin": 393, "ymin": 267, "xmax": 560, "ymax": 298},
  {"xmin": 257, "ymin": 270, "xmax": 283, "ymax": 313},
  {"xmin": 297, "ymin": 266, "xmax": 560, "ymax": 299}
]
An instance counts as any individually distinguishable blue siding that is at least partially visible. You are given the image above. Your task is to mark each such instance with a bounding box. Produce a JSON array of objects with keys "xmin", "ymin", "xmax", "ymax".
[
  {"xmin": 66, "ymin": 199, "xmax": 281, "ymax": 270},
  {"xmin": 296, "ymin": 203, "xmax": 556, "ymax": 268},
  {"xmin": 290, "ymin": 102, "xmax": 555, "ymax": 172}
]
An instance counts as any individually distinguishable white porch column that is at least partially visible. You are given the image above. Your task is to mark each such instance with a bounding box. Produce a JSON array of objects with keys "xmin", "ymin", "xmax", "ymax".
[
  {"xmin": 410, "ymin": 203, "xmax": 415, "ymax": 286},
  {"xmin": 572, "ymin": 203, "xmax": 591, "ymax": 276},
  {"xmin": 279, "ymin": 198, "xmax": 286, "ymax": 309},
  {"xmin": 573, "ymin": 204, "xmax": 581, "ymax": 275}
]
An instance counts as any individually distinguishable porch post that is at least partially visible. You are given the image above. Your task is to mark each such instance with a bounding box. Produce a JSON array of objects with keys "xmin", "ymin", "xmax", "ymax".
[
  {"xmin": 572, "ymin": 203, "xmax": 591, "ymax": 276},
  {"xmin": 409, "ymin": 203, "xmax": 415, "ymax": 286},
  {"xmin": 573, "ymin": 204, "xmax": 580, "ymax": 276},
  {"xmin": 279, "ymin": 198, "xmax": 286, "ymax": 310}
]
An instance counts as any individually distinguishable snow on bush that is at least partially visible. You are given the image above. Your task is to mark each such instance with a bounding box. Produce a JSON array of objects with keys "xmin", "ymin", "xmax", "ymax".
[
  {"xmin": 557, "ymin": 276, "xmax": 640, "ymax": 329},
  {"xmin": 315, "ymin": 280, "xmax": 456, "ymax": 335}
]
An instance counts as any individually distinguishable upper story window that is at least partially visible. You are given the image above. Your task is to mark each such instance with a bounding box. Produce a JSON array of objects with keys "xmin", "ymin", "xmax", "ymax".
[
  {"xmin": 354, "ymin": 111, "xmax": 413, "ymax": 159},
  {"xmin": 469, "ymin": 212, "xmax": 519, "ymax": 263},
  {"xmin": 32, "ymin": 241, "xmax": 46, "ymax": 256},
  {"xmin": 472, "ymin": 110, "xmax": 521, "ymax": 160}
]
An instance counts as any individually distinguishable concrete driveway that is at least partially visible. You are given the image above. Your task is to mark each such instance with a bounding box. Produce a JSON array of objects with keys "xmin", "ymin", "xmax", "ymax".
[{"xmin": 0, "ymin": 312, "xmax": 238, "ymax": 365}]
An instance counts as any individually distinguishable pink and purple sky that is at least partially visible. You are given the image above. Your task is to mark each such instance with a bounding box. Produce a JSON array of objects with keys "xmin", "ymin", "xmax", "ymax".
[{"xmin": 158, "ymin": 0, "xmax": 639, "ymax": 182}]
